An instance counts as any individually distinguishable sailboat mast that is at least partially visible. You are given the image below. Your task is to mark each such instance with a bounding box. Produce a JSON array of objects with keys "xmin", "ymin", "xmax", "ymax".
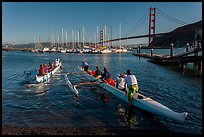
[
  {"xmin": 97, "ymin": 26, "xmax": 99, "ymax": 47},
  {"xmin": 57, "ymin": 35, "xmax": 60, "ymax": 51},
  {"xmin": 65, "ymin": 31, "xmax": 68, "ymax": 48},
  {"xmin": 77, "ymin": 31, "xmax": 79, "ymax": 48},
  {"xmin": 104, "ymin": 25, "xmax": 106, "ymax": 46},
  {"xmin": 62, "ymin": 28, "xmax": 64, "ymax": 48},
  {"xmin": 83, "ymin": 26, "xmax": 85, "ymax": 48},
  {"xmin": 119, "ymin": 22, "xmax": 121, "ymax": 49},
  {"xmin": 110, "ymin": 26, "xmax": 112, "ymax": 47},
  {"xmin": 72, "ymin": 30, "xmax": 74, "ymax": 49}
]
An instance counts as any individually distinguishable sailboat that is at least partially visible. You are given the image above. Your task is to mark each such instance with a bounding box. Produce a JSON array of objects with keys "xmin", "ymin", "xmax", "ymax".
[{"xmin": 31, "ymin": 35, "xmax": 42, "ymax": 52}]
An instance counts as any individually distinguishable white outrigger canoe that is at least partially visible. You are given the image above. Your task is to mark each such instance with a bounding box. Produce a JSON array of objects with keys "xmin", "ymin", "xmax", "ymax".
[
  {"xmin": 64, "ymin": 73, "xmax": 79, "ymax": 97},
  {"xmin": 78, "ymin": 66, "xmax": 188, "ymax": 122},
  {"xmin": 35, "ymin": 62, "xmax": 62, "ymax": 83}
]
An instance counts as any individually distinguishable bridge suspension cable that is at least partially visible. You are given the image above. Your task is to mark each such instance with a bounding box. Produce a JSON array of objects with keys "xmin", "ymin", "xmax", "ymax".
[
  {"xmin": 156, "ymin": 8, "xmax": 187, "ymax": 26},
  {"xmin": 124, "ymin": 9, "xmax": 149, "ymax": 37}
]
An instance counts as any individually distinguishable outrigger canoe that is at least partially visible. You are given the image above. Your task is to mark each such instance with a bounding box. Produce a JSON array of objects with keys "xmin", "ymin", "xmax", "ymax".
[
  {"xmin": 64, "ymin": 73, "xmax": 79, "ymax": 97},
  {"xmin": 78, "ymin": 66, "xmax": 188, "ymax": 122},
  {"xmin": 35, "ymin": 62, "xmax": 62, "ymax": 83}
]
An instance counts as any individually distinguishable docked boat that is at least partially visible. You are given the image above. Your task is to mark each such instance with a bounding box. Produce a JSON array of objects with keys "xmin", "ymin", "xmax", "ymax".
[
  {"xmin": 40, "ymin": 47, "xmax": 50, "ymax": 52},
  {"xmin": 100, "ymin": 48, "xmax": 112, "ymax": 54},
  {"xmin": 35, "ymin": 61, "xmax": 62, "ymax": 83},
  {"xmin": 60, "ymin": 49, "xmax": 66, "ymax": 53},
  {"xmin": 77, "ymin": 66, "xmax": 188, "ymax": 122}
]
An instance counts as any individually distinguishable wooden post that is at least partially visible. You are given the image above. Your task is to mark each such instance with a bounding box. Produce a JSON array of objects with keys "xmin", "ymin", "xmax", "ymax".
[
  {"xmin": 151, "ymin": 49, "xmax": 153, "ymax": 56},
  {"xmin": 194, "ymin": 51, "xmax": 198, "ymax": 66},
  {"xmin": 198, "ymin": 61, "xmax": 202, "ymax": 76},
  {"xmin": 139, "ymin": 46, "xmax": 141, "ymax": 60},
  {"xmin": 181, "ymin": 62, "xmax": 186, "ymax": 73},
  {"xmin": 186, "ymin": 43, "xmax": 189, "ymax": 52},
  {"xmin": 170, "ymin": 43, "xmax": 173, "ymax": 58}
]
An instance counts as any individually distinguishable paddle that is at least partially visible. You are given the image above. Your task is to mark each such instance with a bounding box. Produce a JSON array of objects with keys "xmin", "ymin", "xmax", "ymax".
[
  {"xmin": 74, "ymin": 81, "xmax": 97, "ymax": 87},
  {"xmin": 66, "ymin": 71, "xmax": 85, "ymax": 75},
  {"xmin": 90, "ymin": 75, "xmax": 102, "ymax": 82},
  {"xmin": 74, "ymin": 81, "xmax": 104, "ymax": 87},
  {"xmin": 24, "ymin": 68, "xmax": 38, "ymax": 76}
]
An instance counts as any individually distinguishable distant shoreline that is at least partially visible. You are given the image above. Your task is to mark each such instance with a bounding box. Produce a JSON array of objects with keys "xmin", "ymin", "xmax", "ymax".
[
  {"xmin": 2, "ymin": 125, "xmax": 199, "ymax": 135},
  {"xmin": 2, "ymin": 48, "xmax": 32, "ymax": 52}
]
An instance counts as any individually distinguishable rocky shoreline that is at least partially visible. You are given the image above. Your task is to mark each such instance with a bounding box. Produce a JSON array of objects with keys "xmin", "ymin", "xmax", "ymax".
[{"xmin": 2, "ymin": 125, "xmax": 199, "ymax": 135}]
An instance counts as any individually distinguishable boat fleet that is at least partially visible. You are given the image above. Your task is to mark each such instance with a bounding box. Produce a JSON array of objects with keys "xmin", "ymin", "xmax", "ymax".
[
  {"xmin": 27, "ymin": 58, "xmax": 188, "ymax": 122},
  {"xmin": 31, "ymin": 46, "xmax": 130, "ymax": 54}
]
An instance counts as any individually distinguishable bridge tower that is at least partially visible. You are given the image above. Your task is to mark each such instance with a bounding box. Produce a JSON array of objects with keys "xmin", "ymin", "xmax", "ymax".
[
  {"xmin": 100, "ymin": 30, "xmax": 104, "ymax": 47},
  {"xmin": 148, "ymin": 7, "xmax": 156, "ymax": 47}
]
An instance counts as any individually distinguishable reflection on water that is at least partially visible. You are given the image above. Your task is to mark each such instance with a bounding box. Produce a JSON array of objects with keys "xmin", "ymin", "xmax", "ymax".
[{"xmin": 117, "ymin": 104, "xmax": 137, "ymax": 128}]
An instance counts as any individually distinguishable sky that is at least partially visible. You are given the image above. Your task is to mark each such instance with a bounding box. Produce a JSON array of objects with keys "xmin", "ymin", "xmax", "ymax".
[{"xmin": 2, "ymin": 2, "xmax": 202, "ymax": 45}]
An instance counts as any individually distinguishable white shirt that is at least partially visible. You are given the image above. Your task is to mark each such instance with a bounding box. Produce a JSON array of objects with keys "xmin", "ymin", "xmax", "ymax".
[
  {"xmin": 117, "ymin": 77, "xmax": 125, "ymax": 89},
  {"xmin": 124, "ymin": 74, "xmax": 138, "ymax": 87},
  {"xmin": 82, "ymin": 62, "xmax": 89, "ymax": 68},
  {"xmin": 55, "ymin": 60, "xmax": 59, "ymax": 66}
]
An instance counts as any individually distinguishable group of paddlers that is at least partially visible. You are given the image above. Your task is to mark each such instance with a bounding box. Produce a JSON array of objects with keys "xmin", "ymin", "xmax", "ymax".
[
  {"xmin": 82, "ymin": 61, "xmax": 139, "ymax": 107},
  {"xmin": 82, "ymin": 61, "xmax": 115, "ymax": 86},
  {"xmin": 38, "ymin": 58, "xmax": 60, "ymax": 76}
]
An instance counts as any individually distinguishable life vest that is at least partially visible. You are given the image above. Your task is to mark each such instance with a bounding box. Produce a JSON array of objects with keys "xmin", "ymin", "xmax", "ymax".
[
  {"xmin": 103, "ymin": 78, "xmax": 115, "ymax": 87},
  {"xmin": 44, "ymin": 66, "xmax": 48, "ymax": 74},
  {"xmin": 87, "ymin": 70, "xmax": 95, "ymax": 76},
  {"xmin": 91, "ymin": 70, "xmax": 95, "ymax": 76},
  {"xmin": 40, "ymin": 66, "xmax": 45, "ymax": 76},
  {"xmin": 48, "ymin": 68, "xmax": 52, "ymax": 72}
]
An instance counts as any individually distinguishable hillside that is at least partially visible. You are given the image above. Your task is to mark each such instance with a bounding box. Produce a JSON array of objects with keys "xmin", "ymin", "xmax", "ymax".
[{"xmin": 151, "ymin": 20, "xmax": 202, "ymax": 48}]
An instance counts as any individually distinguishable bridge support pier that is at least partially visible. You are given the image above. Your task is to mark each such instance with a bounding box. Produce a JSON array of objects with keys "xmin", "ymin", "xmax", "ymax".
[
  {"xmin": 151, "ymin": 49, "xmax": 153, "ymax": 56},
  {"xmin": 170, "ymin": 43, "xmax": 174, "ymax": 57},
  {"xmin": 139, "ymin": 46, "xmax": 141, "ymax": 60},
  {"xmin": 180, "ymin": 62, "xmax": 187, "ymax": 73},
  {"xmin": 199, "ymin": 61, "xmax": 202, "ymax": 76},
  {"xmin": 195, "ymin": 61, "xmax": 202, "ymax": 76},
  {"xmin": 194, "ymin": 51, "xmax": 199, "ymax": 66}
]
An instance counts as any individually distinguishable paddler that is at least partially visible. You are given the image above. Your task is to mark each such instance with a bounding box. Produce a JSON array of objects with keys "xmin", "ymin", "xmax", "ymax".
[
  {"xmin": 101, "ymin": 67, "xmax": 115, "ymax": 86},
  {"xmin": 116, "ymin": 74, "xmax": 126, "ymax": 90},
  {"xmin": 82, "ymin": 61, "xmax": 89, "ymax": 71},
  {"xmin": 94, "ymin": 66, "xmax": 102, "ymax": 79},
  {"xmin": 55, "ymin": 58, "xmax": 60, "ymax": 67},
  {"xmin": 43, "ymin": 64, "xmax": 48, "ymax": 75},
  {"xmin": 39, "ymin": 64, "xmax": 45, "ymax": 76},
  {"xmin": 38, "ymin": 64, "xmax": 43, "ymax": 76},
  {"xmin": 48, "ymin": 62, "xmax": 53, "ymax": 72},
  {"xmin": 82, "ymin": 61, "xmax": 95, "ymax": 76},
  {"xmin": 124, "ymin": 69, "xmax": 139, "ymax": 107}
]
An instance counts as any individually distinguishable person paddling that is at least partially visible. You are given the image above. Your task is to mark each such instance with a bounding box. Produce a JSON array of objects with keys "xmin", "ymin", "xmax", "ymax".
[
  {"xmin": 55, "ymin": 58, "xmax": 60, "ymax": 67},
  {"xmin": 48, "ymin": 62, "xmax": 53, "ymax": 72},
  {"xmin": 101, "ymin": 67, "xmax": 115, "ymax": 86},
  {"xmin": 43, "ymin": 64, "xmax": 48, "ymax": 75},
  {"xmin": 82, "ymin": 61, "xmax": 95, "ymax": 76},
  {"xmin": 116, "ymin": 74, "xmax": 127, "ymax": 90},
  {"xmin": 94, "ymin": 66, "xmax": 102, "ymax": 79},
  {"xmin": 82, "ymin": 61, "xmax": 89, "ymax": 71},
  {"xmin": 38, "ymin": 64, "xmax": 44, "ymax": 76},
  {"xmin": 124, "ymin": 69, "xmax": 139, "ymax": 107}
]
